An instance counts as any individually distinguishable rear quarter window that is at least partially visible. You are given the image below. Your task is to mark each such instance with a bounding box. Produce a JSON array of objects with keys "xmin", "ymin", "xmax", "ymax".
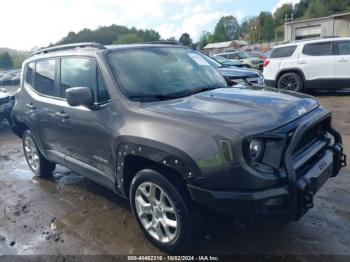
[{"xmin": 270, "ymin": 45, "xmax": 297, "ymax": 58}]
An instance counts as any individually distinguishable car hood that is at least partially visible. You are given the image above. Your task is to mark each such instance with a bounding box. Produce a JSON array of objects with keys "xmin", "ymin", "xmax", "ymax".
[
  {"xmin": 217, "ymin": 67, "xmax": 259, "ymax": 79},
  {"xmin": 142, "ymin": 87, "xmax": 319, "ymax": 135},
  {"xmin": 0, "ymin": 91, "xmax": 10, "ymax": 104}
]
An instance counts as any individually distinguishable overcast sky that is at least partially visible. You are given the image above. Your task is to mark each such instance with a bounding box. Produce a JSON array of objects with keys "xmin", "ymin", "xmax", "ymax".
[{"xmin": 1, "ymin": 0, "xmax": 299, "ymax": 50}]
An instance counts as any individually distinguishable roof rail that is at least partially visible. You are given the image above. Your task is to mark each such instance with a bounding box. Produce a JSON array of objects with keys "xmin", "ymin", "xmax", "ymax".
[
  {"xmin": 31, "ymin": 42, "xmax": 106, "ymax": 56},
  {"xmin": 145, "ymin": 40, "xmax": 182, "ymax": 45}
]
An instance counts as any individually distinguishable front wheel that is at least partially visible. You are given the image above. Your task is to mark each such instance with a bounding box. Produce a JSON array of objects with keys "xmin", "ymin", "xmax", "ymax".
[
  {"xmin": 277, "ymin": 72, "xmax": 303, "ymax": 92},
  {"xmin": 23, "ymin": 130, "xmax": 56, "ymax": 177},
  {"xmin": 130, "ymin": 169, "xmax": 199, "ymax": 254}
]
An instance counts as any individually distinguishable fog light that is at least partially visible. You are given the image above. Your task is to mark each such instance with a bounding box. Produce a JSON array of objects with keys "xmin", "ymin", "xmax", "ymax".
[{"xmin": 264, "ymin": 197, "xmax": 285, "ymax": 208}]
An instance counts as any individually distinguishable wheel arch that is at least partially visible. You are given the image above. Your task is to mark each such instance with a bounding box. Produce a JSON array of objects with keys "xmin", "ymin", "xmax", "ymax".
[
  {"xmin": 113, "ymin": 136, "xmax": 201, "ymax": 198},
  {"xmin": 276, "ymin": 68, "xmax": 306, "ymax": 88}
]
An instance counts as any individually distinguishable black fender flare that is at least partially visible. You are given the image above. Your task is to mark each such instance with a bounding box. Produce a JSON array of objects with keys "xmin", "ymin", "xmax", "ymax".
[{"xmin": 113, "ymin": 136, "xmax": 201, "ymax": 195}]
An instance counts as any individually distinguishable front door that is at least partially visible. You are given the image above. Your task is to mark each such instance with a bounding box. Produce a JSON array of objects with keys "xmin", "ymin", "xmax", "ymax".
[{"xmin": 55, "ymin": 57, "xmax": 114, "ymax": 176}]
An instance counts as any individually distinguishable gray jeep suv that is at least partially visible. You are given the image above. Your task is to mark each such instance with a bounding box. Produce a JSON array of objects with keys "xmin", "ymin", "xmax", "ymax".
[{"xmin": 11, "ymin": 42, "xmax": 346, "ymax": 253}]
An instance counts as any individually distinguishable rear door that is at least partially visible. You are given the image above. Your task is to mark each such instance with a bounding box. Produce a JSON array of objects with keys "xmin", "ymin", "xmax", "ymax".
[
  {"xmin": 334, "ymin": 40, "xmax": 350, "ymax": 89},
  {"xmin": 298, "ymin": 41, "xmax": 335, "ymax": 89}
]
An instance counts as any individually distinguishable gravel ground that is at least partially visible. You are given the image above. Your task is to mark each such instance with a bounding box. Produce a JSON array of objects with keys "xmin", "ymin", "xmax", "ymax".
[{"xmin": 0, "ymin": 89, "xmax": 349, "ymax": 258}]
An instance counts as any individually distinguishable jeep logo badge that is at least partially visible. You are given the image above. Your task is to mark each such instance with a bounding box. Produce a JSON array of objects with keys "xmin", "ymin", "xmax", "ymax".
[
  {"xmin": 297, "ymin": 107, "xmax": 307, "ymax": 116},
  {"xmin": 319, "ymin": 160, "xmax": 327, "ymax": 170}
]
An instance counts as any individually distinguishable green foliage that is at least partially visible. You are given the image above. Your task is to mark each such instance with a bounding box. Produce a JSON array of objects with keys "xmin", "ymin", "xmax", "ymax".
[
  {"xmin": 273, "ymin": 4, "xmax": 294, "ymax": 24},
  {"xmin": 0, "ymin": 52, "xmax": 13, "ymax": 69},
  {"xmin": 213, "ymin": 16, "xmax": 240, "ymax": 42},
  {"xmin": 113, "ymin": 33, "xmax": 143, "ymax": 44},
  {"xmin": 178, "ymin": 33, "xmax": 193, "ymax": 46},
  {"xmin": 56, "ymin": 24, "xmax": 160, "ymax": 45},
  {"xmin": 257, "ymin": 12, "xmax": 276, "ymax": 42},
  {"xmin": 197, "ymin": 31, "xmax": 213, "ymax": 50}
]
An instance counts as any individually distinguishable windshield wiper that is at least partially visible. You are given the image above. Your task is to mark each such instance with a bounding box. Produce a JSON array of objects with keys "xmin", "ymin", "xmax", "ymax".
[
  {"xmin": 129, "ymin": 86, "xmax": 223, "ymax": 102},
  {"xmin": 128, "ymin": 94, "xmax": 183, "ymax": 101}
]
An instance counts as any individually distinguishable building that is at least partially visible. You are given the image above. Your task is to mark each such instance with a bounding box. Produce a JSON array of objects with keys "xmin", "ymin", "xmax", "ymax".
[
  {"xmin": 203, "ymin": 40, "xmax": 248, "ymax": 54},
  {"xmin": 284, "ymin": 12, "xmax": 350, "ymax": 41}
]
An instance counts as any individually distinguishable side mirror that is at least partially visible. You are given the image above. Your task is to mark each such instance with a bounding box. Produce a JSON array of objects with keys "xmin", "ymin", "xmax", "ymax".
[{"xmin": 66, "ymin": 87, "xmax": 94, "ymax": 108}]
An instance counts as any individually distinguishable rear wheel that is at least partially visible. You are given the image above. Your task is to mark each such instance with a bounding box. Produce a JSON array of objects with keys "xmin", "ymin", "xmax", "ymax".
[
  {"xmin": 277, "ymin": 72, "xmax": 303, "ymax": 92},
  {"xmin": 23, "ymin": 130, "xmax": 56, "ymax": 177},
  {"xmin": 130, "ymin": 169, "xmax": 199, "ymax": 254}
]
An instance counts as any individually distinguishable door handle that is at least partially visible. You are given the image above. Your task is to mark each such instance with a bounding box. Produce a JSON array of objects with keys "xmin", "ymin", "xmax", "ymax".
[
  {"xmin": 337, "ymin": 59, "xmax": 348, "ymax": 62},
  {"xmin": 298, "ymin": 60, "xmax": 307, "ymax": 65},
  {"xmin": 25, "ymin": 103, "xmax": 36, "ymax": 110},
  {"xmin": 55, "ymin": 111, "xmax": 69, "ymax": 119}
]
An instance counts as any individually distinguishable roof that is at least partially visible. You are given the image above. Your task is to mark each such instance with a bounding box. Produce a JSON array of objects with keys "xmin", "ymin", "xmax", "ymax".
[
  {"xmin": 285, "ymin": 12, "xmax": 350, "ymax": 25},
  {"xmin": 203, "ymin": 40, "xmax": 248, "ymax": 49},
  {"xmin": 273, "ymin": 36, "xmax": 350, "ymax": 48}
]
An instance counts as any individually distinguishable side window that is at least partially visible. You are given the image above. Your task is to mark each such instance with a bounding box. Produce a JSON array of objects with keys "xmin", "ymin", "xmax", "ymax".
[
  {"xmin": 335, "ymin": 41, "xmax": 350, "ymax": 55},
  {"xmin": 270, "ymin": 45, "xmax": 297, "ymax": 58},
  {"xmin": 25, "ymin": 62, "xmax": 34, "ymax": 86},
  {"xmin": 302, "ymin": 42, "xmax": 332, "ymax": 56},
  {"xmin": 60, "ymin": 58, "xmax": 95, "ymax": 98},
  {"xmin": 96, "ymin": 70, "xmax": 110, "ymax": 103},
  {"xmin": 60, "ymin": 57, "xmax": 110, "ymax": 103},
  {"xmin": 34, "ymin": 59, "xmax": 56, "ymax": 96}
]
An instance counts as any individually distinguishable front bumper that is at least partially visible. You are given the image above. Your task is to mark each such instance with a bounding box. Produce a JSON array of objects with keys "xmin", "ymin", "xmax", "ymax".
[
  {"xmin": 188, "ymin": 113, "xmax": 346, "ymax": 220},
  {"xmin": 0, "ymin": 102, "xmax": 12, "ymax": 121}
]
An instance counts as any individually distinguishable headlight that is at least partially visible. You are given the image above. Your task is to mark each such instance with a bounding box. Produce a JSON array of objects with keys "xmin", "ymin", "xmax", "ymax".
[
  {"xmin": 230, "ymin": 78, "xmax": 249, "ymax": 86},
  {"xmin": 248, "ymin": 139, "xmax": 265, "ymax": 161}
]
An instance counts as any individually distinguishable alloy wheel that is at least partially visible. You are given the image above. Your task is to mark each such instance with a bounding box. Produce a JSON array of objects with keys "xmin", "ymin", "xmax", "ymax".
[
  {"xmin": 135, "ymin": 181, "xmax": 179, "ymax": 243},
  {"xmin": 279, "ymin": 75, "xmax": 299, "ymax": 91},
  {"xmin": 24, "ymin": 136, "xmax": 39, "ymax": 171}
]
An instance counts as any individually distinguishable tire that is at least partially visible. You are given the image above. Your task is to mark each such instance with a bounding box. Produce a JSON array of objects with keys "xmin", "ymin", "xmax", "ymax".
[
  {"xmin": 277, "ymin": 72, "xmax": 303, "ymax": 92},
  {"xmin": 129, "ymin": 169, "xmax": 199, "ymax": 254},
  {"xmin": 23, "ymin": 130, "xmax": 56, "ymax": 177}
]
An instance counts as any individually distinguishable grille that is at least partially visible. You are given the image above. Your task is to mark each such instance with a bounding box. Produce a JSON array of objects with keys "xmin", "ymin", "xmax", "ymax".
[{"xmin": 293, "ymin": 120, "xmax": 328, "ymax": 153}]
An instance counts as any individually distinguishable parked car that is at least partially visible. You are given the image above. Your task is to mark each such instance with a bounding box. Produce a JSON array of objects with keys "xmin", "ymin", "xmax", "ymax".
[
  {"xmin": 263, "ymin": 37, "xmax": 350, "ymax": 92},
  {"xmin": 215, "ymin": 51, "xmax": 263, "ymax": 70},
  {"xmin": 0, "ymin": 89, "xmax": 13, "ymax": 124},
  {"xmin": 11, "ymin": 42, "xmax": 346, "ymax": 253},
  {"xmin": 201, "ymin": 54, "xmax": 265, "ymax": 86},
  {"xmin": 11, "ymin": 73, "xmax": 21, "ymax": 86},
  {"xmin": 247, "ymin": 51, "xmax": 268, "ymax": 63},
  {"xmin": 212, "ymin": 55, "xmax": 246, "ymax": 67},
  {"xmin": 0, "ymin": 72, "xmax": 15, "ymax": 85}
]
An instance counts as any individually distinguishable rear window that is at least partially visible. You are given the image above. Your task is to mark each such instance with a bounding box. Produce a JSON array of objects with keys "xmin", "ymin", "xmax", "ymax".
[
  {"xmin": 270, "ymin": 45, "xmax": 297, "ymax": 58},
  {"xmin": 302, "ymin": 42, "xmax": 332, "ymax": 56}
]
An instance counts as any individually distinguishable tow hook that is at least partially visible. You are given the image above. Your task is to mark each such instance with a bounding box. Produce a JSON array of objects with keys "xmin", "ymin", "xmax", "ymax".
[
  {"xmin": 304, "ymin": 190, "xmax": 314, "ymax": 209},
  {"xmin": 297, "ymin": 180, "xmax": 314, "ymax": 211},
  {"xmin": 340, "ymin": 153, "xmax": 347, "ymax": 168}
]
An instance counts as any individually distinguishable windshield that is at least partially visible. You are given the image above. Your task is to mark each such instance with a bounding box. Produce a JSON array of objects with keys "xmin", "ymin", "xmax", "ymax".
[
  {"xmin": 108, "ymin": 47, "xmax": 226, "ymax": 101},
  {"xmin": 237, "ymin": 52, "xmax": 249, "ymax": 59},
  {"xmin": 199, "ymin": 54, "xmax": 222, "ymax": 69}
]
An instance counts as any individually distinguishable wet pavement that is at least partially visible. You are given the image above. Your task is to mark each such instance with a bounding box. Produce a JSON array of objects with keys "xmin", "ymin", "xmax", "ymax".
[{"xmin": 0, "ymin": 93, "xmax": 349, "ymax": 257}]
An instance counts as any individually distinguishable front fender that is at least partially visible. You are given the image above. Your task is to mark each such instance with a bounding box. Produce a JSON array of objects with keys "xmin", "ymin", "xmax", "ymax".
[{"xmin": 112, "ymin": 136, "xmax": 202, "ymax": 194}]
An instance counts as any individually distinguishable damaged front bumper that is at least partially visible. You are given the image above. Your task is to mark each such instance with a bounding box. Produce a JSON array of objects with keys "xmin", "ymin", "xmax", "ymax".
[{"xmin": 188, "ymin": 112, "xmax": 347, "ymax": 220}]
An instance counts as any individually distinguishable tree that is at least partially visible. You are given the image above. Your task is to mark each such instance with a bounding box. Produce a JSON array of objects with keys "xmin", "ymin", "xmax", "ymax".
[
  {"xmin": 257, "ymin": 12, "xmax": 275, "ymax": 42},
  {"xmin": 113, "ymin": 33, "xmax": 143, "ymax": 44},
  {"xmin": 197, "ymin": 31, "xmax": 213, "ymax": 50},
  {"xmin": 305, "ymin": 0, "xmax": 331, "ymax": 18},
  {"xmin": 0, "ymin": 52, "xmax": 13, "ymax": 69},
  {"xmin": 212, "ymin": 16, "xmax": 240, "ymax": 42},
  {"xmin": 178, "ymin": 33, "xmax": 193, "ymax": 46},
  {"xmin": 294, "ymin": 0, "xmax": 310, "ymax": 18},
  {"xmin": 273, "ymin": 4, "xmax": 293, "ymax": 24}
]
